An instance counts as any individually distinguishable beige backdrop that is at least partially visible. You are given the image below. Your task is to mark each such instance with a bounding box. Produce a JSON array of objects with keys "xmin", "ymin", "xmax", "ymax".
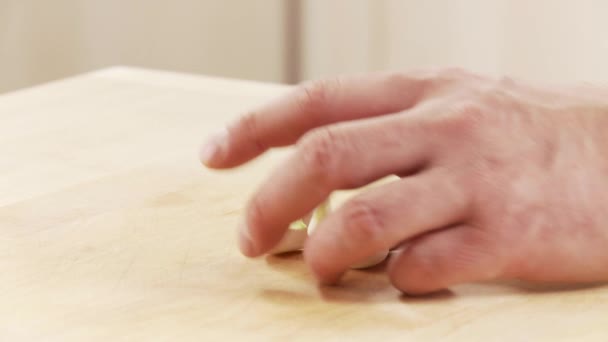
[
  {"xmin": 301, "ymin": 0, "xmax": 608, "ymax": 83},
  {"xmin": 0, "ymin": 0, "xmax": 285, "ymax": 94},
  {"xmin": 3, "ymin": 1, "xmax": 608, "ymax": 94}
]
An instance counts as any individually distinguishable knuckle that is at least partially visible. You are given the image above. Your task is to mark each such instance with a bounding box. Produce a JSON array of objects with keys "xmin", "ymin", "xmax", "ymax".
[
  {"xmin": 297, "ymin": 127, "xmax": 342, "ymax": 186},
  {"xmin": 236, "ymin": 111, "xmax": 266, "ymax": 152},
  {"xmin": 498, "ymin": 75, "xmax": 517, "ymax": 88},
  {"xmin": 341, "ymin": 199, "xmax": 385, "ymax": 246},
  {"xmin": 394, "ymin": 67, "xmax": 477, "ymax": 98},
  {"xmin": 384, "ymin": 71, "xmax": 433, "ymax": 101},
  {"xmin": 435, "ymin": 68, "xmax": 484, "ymax": 94},
  {"xmin": 297, "ymin": 78, "xmax": 339, "ymax": 115},
  {"xmin": 435, "ymin": 100, "xmax": 486, "ymax": 139},
  {"xmin": 456, "ymin": 101, "xmax": 486, "ymax": 121},
  {"xmin": 426, "ymin": 67, "xmax": 471, "ymax": 85},
  {"xmin": 437, "ymin": 67, "xmax": 484, "ymax": 83},
  {"xmin": 383, "ymin": 71, "xmax": 414, "ymax": 88}
]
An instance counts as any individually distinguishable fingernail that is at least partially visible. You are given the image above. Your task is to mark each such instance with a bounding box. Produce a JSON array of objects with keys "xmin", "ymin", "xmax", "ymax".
[
  {"xmin": 200, "ymin": 127, "xmax": 228, "ymax": 166},
  {"xmin": 238, "ymin": 221, "xmax": 258, "ymax": 257}
]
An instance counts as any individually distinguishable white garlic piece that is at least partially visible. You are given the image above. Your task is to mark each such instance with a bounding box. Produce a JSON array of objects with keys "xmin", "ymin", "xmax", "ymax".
[
  {"xmin": 350, "ymin": 250, "xmax": 389, "ymax": 269},
  {"xmin": 269, "ymin": 220, "xmax": 308, "ymax": 255},
  {"xmin": 307, "ymin": 199, "xmax": 330, "ymax": 236}
]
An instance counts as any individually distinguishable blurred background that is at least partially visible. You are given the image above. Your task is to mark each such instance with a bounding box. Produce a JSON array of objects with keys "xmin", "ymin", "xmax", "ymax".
[{"xmin": 2, "ymin": 0, "xmax": 608, "ymax": 94}]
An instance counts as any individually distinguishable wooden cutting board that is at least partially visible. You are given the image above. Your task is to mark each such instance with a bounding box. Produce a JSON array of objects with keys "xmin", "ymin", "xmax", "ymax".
[{"xmin": 1, "ymin": 67, "xmax": 606, "ymax": 341}]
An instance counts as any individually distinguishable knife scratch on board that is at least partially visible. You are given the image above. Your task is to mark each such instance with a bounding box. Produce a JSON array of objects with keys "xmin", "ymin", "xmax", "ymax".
[
  {"xmin": 114, "ymin": 254, "xmax": 136, "ymax": 290},
  {"xmin": 178, "ymin": 245, "xmax": 192, "ymax": 283}
]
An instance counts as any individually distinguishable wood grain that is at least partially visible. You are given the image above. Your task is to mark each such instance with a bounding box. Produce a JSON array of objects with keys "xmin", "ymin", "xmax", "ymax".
[{"xmin": 1, "ymin": 67, "xmax": 606, "ymax": 341}]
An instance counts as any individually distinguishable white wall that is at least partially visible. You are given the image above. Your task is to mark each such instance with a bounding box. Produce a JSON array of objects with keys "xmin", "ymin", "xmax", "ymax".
[
  {"xmin": 0, "ymin": 0, "xmax": 285, "ymax": 94},
  {"xmin": 302, "ymin": 0, "xmax": 608, "ymax": 83},
  {"xmin": 4, "ymin": 1, "xmax": 608, "ymax": 94}
]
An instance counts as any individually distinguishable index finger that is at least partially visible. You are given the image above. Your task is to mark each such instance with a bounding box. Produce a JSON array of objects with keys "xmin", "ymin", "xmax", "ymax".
[{"xmin": 200, "ymin": 71, "xmax": 433, "ymax": 168}]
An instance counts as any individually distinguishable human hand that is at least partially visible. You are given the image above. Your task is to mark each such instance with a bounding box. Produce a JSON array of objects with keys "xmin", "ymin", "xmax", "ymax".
[{"xmin": 200, "ymin": 68, "xmax": 608, "ymax": 294}]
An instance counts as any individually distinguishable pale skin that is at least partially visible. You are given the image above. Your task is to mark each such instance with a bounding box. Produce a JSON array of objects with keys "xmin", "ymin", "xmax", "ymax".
[{"xmin": 200, "ymin": 68, "xmax": 608, "ymax": 295}]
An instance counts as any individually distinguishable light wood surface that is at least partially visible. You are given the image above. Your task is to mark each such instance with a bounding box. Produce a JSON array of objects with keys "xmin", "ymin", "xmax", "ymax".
[{"xmin": 1, "ymin": 67, "xmax": 606, "ymax": 341}]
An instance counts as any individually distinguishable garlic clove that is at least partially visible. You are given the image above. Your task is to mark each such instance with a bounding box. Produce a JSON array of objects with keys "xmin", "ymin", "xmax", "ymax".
[
  {"xmin": 307, "ymin": 199, "xmax": 330, "ymax": 236},
  {"xmin": 289, "ymin": 219, "xmax": 307, "ymax": 230},
  {"xmin": 269, "ymin": 226, "xmax": 308, "ymax": 255},
  {"xmin": 350, "ymin": 250, "xmax": 389, "ymax": 269}
]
